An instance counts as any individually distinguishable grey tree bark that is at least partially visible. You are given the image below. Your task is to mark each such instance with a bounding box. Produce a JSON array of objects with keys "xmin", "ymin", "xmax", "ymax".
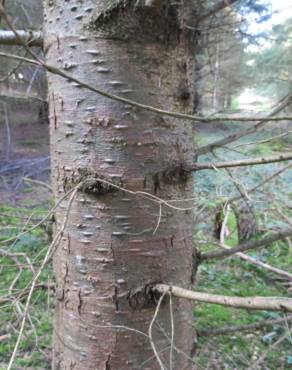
[{"xmin": 43, "ymin": 1, "xmax": 197, "ymax": 368}]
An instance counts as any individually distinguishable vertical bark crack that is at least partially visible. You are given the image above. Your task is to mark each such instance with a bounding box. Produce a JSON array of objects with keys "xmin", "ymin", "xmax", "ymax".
[{"xmin": 105, "ymin": 354, "xmax": 111, "ymax": 370}]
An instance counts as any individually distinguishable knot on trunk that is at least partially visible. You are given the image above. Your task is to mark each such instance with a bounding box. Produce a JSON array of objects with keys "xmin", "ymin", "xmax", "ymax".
[{"xmin": 125, "ymin": 282, "xmax": 163, "ymax": 310}]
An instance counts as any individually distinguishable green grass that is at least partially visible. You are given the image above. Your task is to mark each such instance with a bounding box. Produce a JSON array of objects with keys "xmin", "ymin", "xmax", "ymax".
[{"xmin": 0, "ymin": 203, "xmax": 53, "ymax": 369}]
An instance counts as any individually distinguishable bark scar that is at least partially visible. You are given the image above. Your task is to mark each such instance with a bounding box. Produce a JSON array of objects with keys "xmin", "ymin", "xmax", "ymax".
[
  {"xmin": 170, "ymin": 234, "xmax": 175, "ymax": 247},
  {"xmin": 52, "ymin": 92, "xmax": 57, "ymax": 129},
  {"xmin": 113, "ymin": 285, "xmax": 119, "ymax": 312},
  {"xmin": 105, "ymin": 354, "xmax": 111, "ymax": 370},
  {"xmin": 77, "ymin": 289, "xmax": 82, "ymax": 316}
]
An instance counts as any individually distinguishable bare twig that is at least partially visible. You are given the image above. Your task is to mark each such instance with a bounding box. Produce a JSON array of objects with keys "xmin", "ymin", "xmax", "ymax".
[
  {"xmin": 236, "ymin": 251, "xmax": 292, "ymax": 281},
  {"xmin": 198, "ymin": 314, "xmax": 292, "ymax": 337},
  {"xmin": 190, "ymin": 152, "xmax": 292, "ymax": 171},
  {"xmin": 22, "ymin": 177, "xmax": 52, "ymax": 192},
  {"xmin": 6, "ymin": 185, "xmax": 79, "ymax": 370},
  {"xmin": 153, "ymin": 284, "xmax": 292, "ymax": 312},
  {"xmin": 153, "ymin": 204, "xmax": 163, "ymax": 235},
  {"xmin": 200, "ymin": 228, "xmax": 292, "ymax": 261},
  {"xmin": 169, "ymin": 291, "xmax": 174, "ymax": 370},
  {"xmin": 148, "ymin": 292, "xmax": 167, "ymax": 370},
  {"xmin": 0, "ymin": 248, "xmax": 34, "ymax": 274},
  {"xmin": 0, "ymin": 6, "xmax": 41, "ymax": 62},
  {"xmin": 0, "ymin": 283, "xmax": 54, "ymax": 306},
  {"xmin": 233, "ymin": 129, "xmax": 292, "ymax": 149},
  {"xmin": 0, "ymin": 30, "xmax": 42, "ymax": 46}
]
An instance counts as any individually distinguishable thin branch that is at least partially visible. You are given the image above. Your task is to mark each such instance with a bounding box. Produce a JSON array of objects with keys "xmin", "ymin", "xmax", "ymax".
[
  {"xmin": 6, "ymin": 186, "xmax": 79, "ymax": 370},
  {"xmin": 0, "ymin": 283, "xmax": 54, "ymax": 306},
  {"xmin": 153, "ymin": 203, "xmax": 162, "ymax": 235},
  {"xmin": 197, "ymin": 314, "xmax": 292, "ymax": 337},
  {"xmin": 236, "ymin": 251, "xmax": 292, "ymax": 281},
  {"xmin": 0, "ymin": 6, "xmax": 41, "ymax": 63},
  {"xmin": 196, "ymin": 94, "xmax": 292, "ymax": 155},
  {"xmin": 153, "ymin": 284, "xmax": 292, "ymax": 312},
  {"xmin": 209, "ymin": 239, "xmax": 292, "ymax": 281},
  {"xmin": 233, "ymin": 129, "xmax": 292, "ymax": 149},
  {"xmin": 148, "ymin": 292, "xmax": 167, "ymax": 370},
  {"xmin": 0, "ymin": 51, "xmax": 292, "ymax": 125},
  {"xmin": 227, "ymin": 162, "xmax": 292, "ymax": 204},
  {"xmin": 169, "ymin": 292, "xmax": 174, "ymax": 370},
  {"xmin": 22, "ymin": 177, "xmax": 52, "ymax": 192},
  {"xmin": 0, "ymin": 50, "xmax": 28, "ymax": 83},
  {"xmin": 200, "ymin": 228, "xmax": 292, "ymax": 261},
  {"xmin": 0, "ymin": 30, "xmax": 42, "ymax": 46},
  {"xmin": 190, "ymin": 153, "xmax": 292, "ymax": 171}
]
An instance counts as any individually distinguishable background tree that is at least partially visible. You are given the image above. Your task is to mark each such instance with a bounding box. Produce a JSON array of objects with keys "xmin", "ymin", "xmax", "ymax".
[{"xmin": 248, "ymin": 19, "xmax": 292, "ymax": 101}]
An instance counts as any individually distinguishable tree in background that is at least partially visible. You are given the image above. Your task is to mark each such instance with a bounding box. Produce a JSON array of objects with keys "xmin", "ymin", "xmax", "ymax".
[
  {"xmin": 0, "ymin": 0, "xmax": 45, "ymax": 97},
  {"xmin": 248, "ymin": 18, "xmax": 292, "ymax": 101}
]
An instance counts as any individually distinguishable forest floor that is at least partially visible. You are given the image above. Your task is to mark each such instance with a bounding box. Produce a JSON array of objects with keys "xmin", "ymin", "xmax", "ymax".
[
  {"xmin": 0, "ymin": 102, "xmax": 52, "ymax": 369},
  {"xmin": 194, "ymin": 119, "xmax": 292, "ymax": 369},
  {"xmin": 0, "ymin": 106, "xmax": 292, "ymax": 369}
]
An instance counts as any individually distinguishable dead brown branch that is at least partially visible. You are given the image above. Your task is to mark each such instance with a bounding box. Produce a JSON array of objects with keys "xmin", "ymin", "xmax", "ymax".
[
  {"xmin": 200, "ymin": 228, "xmax": 292, "ymax": 261},
  {"xmin": 191, "ymin": 153, "xmax": 292, "ymax": 171},
  {"xmin": 153, "ymin": 284, "xmax": 292, "ymax": 312},
  {"xmin": 0, "ymin": 30, "xmax": 42, "ymax": 46}
]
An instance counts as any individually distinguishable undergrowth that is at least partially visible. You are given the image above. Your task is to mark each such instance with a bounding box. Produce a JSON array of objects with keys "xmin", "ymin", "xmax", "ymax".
[
  {"xmin": 194, "ymin": 129, "xmax": 292, "ymax": 369},
  {"xmin": 0, "ymin": 203, "xmax": 53, "ymax": 370},
  {"xmin": 0, "ymin": 128, "xmax": 291, "ymax": 369}
]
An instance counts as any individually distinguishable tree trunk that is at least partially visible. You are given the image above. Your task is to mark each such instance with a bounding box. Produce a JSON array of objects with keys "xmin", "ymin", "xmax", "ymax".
[
  {"xmin": 43, "ymin": 1, "xmax": 197, "ymax": 369},
  {"xmin": 234, "ymin": 201, "xmax": 258, "ymax": 243},
  {"xmin": 212, "ymin": 42, "xmax": 220, "ymax": 112}
]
